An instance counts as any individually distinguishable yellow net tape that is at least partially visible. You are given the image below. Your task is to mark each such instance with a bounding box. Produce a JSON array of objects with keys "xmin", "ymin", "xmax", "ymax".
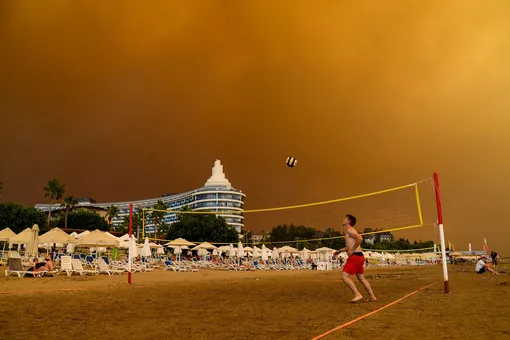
[
  {"xmin": 144, "ymin": 182, "xmax": 420, "ymax": 215},
  {"xmin": 415, "ymin": 184, "xmax": 424, "ymax": 226}
]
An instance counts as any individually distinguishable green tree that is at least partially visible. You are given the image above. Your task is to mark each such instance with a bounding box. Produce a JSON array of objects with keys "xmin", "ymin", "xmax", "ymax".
[
  {"xmin": 55, "ymin": 209, "xmax": 109, "ymax": 231},
  {"xmin": 106, "ymin": 205, "xmax": 120, "ymax": 231},
  {"xmin": 240, "ymin": 228, "xmax": 253, "ymax": 245},
  {"xmin": 119, "ymin": 209, "xmax": 144, "ymax": 239},
  {"xmin": 43, "ymin": 178, "xmax": 66, "ymax": 228},
  {"xmin": 0, "ymin": 202, "xmax": 47, "ymax": 233},
  {"xmin": 62, "ymin": 195, "xmax": 79, "ymax": 229},
  {"xmin": 320, "ymin": 227, "xmax": 346, "ymax": 250},
  {"xmin": 167, "ymin": 208, "xmax": 239, "ymax": 244},
  {"xmin": 151, "ymin": 200, "xmax": 168, "ymax": 239},
  {"xmin": 362, "ymin": 237, "xmax": 435, "ymax": 252},
  {"xmin": 419, "ymin": 240, "xmax": 434, "ymax": 249},
  {"xmin": 267, "ymin": 224, "xmax": 317, "ymax": 249}
]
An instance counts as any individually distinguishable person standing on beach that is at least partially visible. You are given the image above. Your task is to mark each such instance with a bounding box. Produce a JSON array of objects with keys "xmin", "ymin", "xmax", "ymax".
[
  {"xmin": 490, "ymin": 251, "xmax": 498, "ymax": 267},
  {"xmin": 333, "ymin": 214, "xmax": 377, "ymax": 302}
]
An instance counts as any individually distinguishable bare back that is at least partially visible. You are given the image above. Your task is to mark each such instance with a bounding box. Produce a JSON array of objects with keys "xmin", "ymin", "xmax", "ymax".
[{"xmin": 345, "ymin": 226, "xmax": 362, "ymax": 253}]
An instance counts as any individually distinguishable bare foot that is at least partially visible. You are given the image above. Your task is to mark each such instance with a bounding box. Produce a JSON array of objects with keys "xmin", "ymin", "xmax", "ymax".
[
  {"xmin": 369, "ymin": 295, "xmax": 377, "ymax": 301},
  {"xmin": 350, "ymin": 295, "xmax": 363, "ymax": 303}
]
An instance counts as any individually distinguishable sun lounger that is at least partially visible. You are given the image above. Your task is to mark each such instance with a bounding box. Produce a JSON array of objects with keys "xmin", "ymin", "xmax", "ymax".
[
  {"xmin": 71, "ymin": 258, "xmax": 99, "ymax": 275},
  {"xmin": 4, "ymin": 258, "xmax": 45, "ymax": 278},
  {"xmin": 97, "ymin": 259, "xmax": 124, "ymax": 275}
]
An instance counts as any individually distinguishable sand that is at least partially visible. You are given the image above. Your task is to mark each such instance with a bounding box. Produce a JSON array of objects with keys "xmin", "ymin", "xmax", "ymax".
[{"xmin": 1, "ymin": 263, "xmax": 508, "ymax": 340}]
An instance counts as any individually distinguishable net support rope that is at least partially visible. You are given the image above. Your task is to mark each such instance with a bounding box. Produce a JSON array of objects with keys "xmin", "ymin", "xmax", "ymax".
[{"xmin": 148, "ymin": 223, "xmax": 435, "ymax": 246}]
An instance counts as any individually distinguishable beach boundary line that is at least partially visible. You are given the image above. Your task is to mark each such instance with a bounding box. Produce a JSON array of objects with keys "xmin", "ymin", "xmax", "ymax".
[
  {"xmin": 0, "ymin": 285, "xmax": 148, "ymax": 295},
  {"xmin": 311, "ymin": 282, "xmax": 436, "ymax": 340}
]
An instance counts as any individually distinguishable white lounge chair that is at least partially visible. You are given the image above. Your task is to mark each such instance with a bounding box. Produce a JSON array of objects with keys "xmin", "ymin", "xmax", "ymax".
[
  {"xmin": 71, "ymin": 258, "xmax": 99, "ymax": 275},
  {"xmin": 97, "ymin": 259, "xmax": 124, "ymax": 275},
  {"xmin": 4, "ymin": 258, "xmax": 45, "ymax": 278}
]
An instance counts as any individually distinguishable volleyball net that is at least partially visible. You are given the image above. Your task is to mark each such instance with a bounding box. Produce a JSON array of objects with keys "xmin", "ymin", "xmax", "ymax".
[
  {"xmin": 135, "ymin": 174, "xmax": 450, "ymax": 293},
  {"xmin": 143, "ymin": 177, "xmax": 439, "ymax": 252}
]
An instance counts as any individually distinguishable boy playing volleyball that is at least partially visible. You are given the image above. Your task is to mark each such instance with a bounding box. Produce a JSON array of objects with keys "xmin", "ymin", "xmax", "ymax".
[{"xmin": 333, "ymin": 214, "xmax": 377, "ymax": 302}]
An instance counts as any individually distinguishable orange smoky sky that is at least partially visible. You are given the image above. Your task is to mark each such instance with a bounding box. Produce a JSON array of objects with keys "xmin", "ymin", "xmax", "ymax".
[{"xmin": 1, "ymin": 1, "xmax": 509, "ymax": 255}]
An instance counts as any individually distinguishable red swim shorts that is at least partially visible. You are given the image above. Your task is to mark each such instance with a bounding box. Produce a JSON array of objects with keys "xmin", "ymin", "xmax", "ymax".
[{"xmin": 343, "ymin": 254, "xmax": 365, "ymax": 275}]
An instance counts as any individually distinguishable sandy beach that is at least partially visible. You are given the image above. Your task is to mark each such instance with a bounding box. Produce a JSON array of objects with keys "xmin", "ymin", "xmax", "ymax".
[{"xmin": 1, "ymin": 263, "xmax": 508, "ymax": 340}]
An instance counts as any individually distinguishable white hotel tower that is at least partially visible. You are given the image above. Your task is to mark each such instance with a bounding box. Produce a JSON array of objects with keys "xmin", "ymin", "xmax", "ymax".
[{"xmin": 35, "ymin": 160, "xmax": 245, "ymax": 233}]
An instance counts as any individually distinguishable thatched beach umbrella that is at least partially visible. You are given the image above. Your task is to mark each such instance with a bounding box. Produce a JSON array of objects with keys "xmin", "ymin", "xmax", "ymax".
[
  {"xmin": 9, "ymin": 228, "xmax": 32, "ymax": 245},
  {"xmin": 163, "ymin": 238, "xmax": 196, "ymax": 247},
  {"xmin": 39, "ymin": 227, "xmax": 75, "ymax": 244},
  {"xmin": 191, "ymin": 242, "xmax": 217, "ymax": 250},
  {"xmin": 74, "ymin": 230, "xmax": 120, "ymax": 247},
  {"xmin": 0, "ymin": 227, "xmax": 16, "ymax": 242},
  {"xmin": 0, "ymin": 227, "xmax": 17, "ymax": 254}
]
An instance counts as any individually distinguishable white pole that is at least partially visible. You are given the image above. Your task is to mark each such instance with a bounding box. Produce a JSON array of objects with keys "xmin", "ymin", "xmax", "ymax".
[
  {"xmin": 434, "ymin": 244, "xmax": 437, "ymax": 253},
  {"xmin": 469, "ymin": 243, "xmax": 472, "ymax": 252},
  {"xmin": 128, "ymin": 235, "xmax": 132, "ymax": 275},
  {"xmin": 433, "ymin": 173, "xmax": 449, "ymax": 293},
  {"xmin": 438, "ymin": 223, "xmax": 449, "ymax": 291}
]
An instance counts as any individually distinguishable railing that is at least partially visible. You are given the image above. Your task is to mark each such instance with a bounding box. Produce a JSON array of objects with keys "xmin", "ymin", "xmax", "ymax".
[
  {"xmin": 194, "ymin": 194, "xmax": 244, "ymax": 201},
  {"xmin": 193, "ymin": 187, "xmax": 244, "ymax": 194}
]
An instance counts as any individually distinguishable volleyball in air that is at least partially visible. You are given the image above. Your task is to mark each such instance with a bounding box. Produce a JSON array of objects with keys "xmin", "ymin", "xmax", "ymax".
[{"xmin": 286, "ymin": 156, "xmax": 297, "ymax": 167}]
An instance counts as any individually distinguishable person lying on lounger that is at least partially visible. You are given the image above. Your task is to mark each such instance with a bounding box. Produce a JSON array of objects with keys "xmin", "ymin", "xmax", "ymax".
[
  {"xmin": 43, "ymin": 255, "xmax": 55, "ymax": 271},
  {"xmin": 32, "ymin": 257, "xmax": 54, "ymax": 272}
]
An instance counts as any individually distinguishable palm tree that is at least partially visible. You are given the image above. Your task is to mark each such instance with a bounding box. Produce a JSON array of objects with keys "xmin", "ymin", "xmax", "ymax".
[
  {"xmin": 119, "ymin": 210, "xmax": 143, "ymax": 238},
  {"xmin": 151, "ymin": 200, "xmax": 168, "ymax": 239},
  {"xmin": 62, "ymin": 195, "xmax": 79, "ymax": 229},
  {"xmin": 106, "ymin": 205, "xmax": 120, "ymax": 231},
  {"xmin": 43, "ymin": 178, "xmax": 66, "ymax": 228},
  {"xmin": 0, "ymin": 181, "xmax": 3, "ymax": 199}
]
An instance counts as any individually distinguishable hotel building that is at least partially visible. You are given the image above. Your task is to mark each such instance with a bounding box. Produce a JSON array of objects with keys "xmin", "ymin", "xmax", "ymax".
[{"xmin": 35, "ymin": 160, "xmax": 245, "ymax": 233}]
